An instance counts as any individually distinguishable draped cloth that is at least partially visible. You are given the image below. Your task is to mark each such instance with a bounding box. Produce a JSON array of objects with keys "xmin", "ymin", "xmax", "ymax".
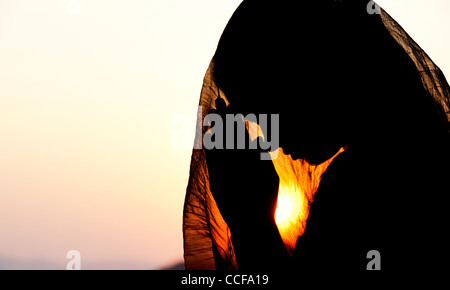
[{"xmin": 183, "ymin": 0, "xmax": 450, "ymax": 270}]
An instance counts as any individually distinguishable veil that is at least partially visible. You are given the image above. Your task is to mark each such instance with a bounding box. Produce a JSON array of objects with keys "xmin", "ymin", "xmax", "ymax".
[{"xmin": 182, "ymin": 0, "xmax": 450, "ymax": 270}]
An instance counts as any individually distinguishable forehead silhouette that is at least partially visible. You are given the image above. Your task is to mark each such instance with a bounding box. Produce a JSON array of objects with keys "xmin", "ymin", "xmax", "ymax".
[{"xmin": 213, "ymin": 0, "xmax": 373, "ymax": 117}]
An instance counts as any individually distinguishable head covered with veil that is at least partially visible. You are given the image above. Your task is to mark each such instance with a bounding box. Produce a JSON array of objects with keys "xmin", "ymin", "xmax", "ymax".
[{"xmin": 183, "ymin": 0, "xmax": 450, "ymax": 271}]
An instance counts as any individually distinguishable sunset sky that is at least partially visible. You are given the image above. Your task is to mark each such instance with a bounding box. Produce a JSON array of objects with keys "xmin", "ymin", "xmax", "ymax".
[{"xmin": 0, "ymin": 0, "xmax": 449, "ymax": 269}]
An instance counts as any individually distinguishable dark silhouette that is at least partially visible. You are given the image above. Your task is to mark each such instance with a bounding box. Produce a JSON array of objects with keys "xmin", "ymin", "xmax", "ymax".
[
  {"xmin": 206, "ymin": 99, "xmax": 290, "ymax": 270},
  {"xmin": 185, "ymin": 0, "xmax": 450, "ymax": 272}
]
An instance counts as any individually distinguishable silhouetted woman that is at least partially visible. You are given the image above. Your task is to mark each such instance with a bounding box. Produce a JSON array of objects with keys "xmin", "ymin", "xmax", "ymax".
[{"xmin": 183, "ymin": 0, "xmax": 450, "ymax": 272}]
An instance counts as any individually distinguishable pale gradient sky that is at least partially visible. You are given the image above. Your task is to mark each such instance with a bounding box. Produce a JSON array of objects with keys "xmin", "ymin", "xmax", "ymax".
[{"xmin": 0, "ymin": 0, "xmax": 449, "ymax": 269}]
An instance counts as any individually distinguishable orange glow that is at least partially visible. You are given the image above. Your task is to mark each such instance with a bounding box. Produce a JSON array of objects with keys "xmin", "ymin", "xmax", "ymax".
[
  {"xmin": 270, "ymin": 147, "xmax": 345, "ymax": 255},
  {"xmin": 245, "ymin": 119, "xmax": 344, "ymax": 255}
]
